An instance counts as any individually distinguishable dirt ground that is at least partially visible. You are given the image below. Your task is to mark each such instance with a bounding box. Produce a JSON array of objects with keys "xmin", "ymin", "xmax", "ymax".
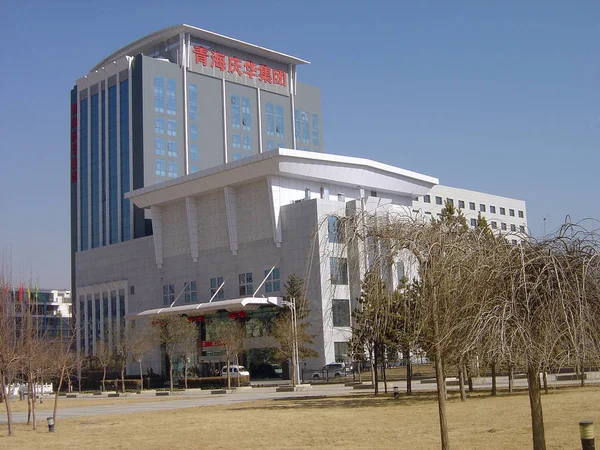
[{"xmin": 1, "ymin": 386, "xmax": 598, "ymax": 449}]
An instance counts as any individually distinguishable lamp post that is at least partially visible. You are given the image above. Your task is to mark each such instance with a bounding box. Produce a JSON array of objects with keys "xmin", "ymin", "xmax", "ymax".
[{"xmin": 282, "ymin": 298, "xmax": 300, "ymax": 386}]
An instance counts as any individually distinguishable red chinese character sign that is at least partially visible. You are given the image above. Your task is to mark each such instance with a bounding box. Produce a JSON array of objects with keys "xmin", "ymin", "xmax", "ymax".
[{"xmin": 191, "ymin": 45, "xmax": 288, "ymax": 90}]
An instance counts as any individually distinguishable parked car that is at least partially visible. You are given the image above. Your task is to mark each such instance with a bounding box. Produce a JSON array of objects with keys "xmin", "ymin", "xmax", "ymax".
[
  {"xmin": 221, "ymin": 365, "xmax": 250, "ymax": 377},
  {"xmin": 252, "ymin": 363, "xmax": 281, "ymax": 379},
  {"xmin": 311, "ymin": 363, "xmax": 351, "ymax": 380}
]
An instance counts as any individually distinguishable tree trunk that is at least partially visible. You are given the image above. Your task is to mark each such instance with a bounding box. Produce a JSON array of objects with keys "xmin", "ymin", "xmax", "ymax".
[
  {"xmin": 1, "ymin": 370, "xmax": 13, "ymax": 436},
  {"xmin": 184, "ymin": 360, "xmax": 188, "ymax": 390},
  {"xmin": 291, "ymin": 355, "xmax": 296, "ymax": 387},
  {"xmin": 53, "ymin": 363, "xmax": 66, "ymax": 423},
  {"xmin": 383, "ymin": 358, "xmax": 388, "ymax": 394},
  {"xmin": 27, "ymin": 376, "xmax": 32, "ymax": 425},
  {"xmin": 102, "ymin": 367, "xmax": 106, "ymax": 391},
  {"xmin": 121, "ymin": 367, "xmax": 125, "ymax": 393},
  {"xmin": 373, "ymin": 346, "xmax": 379, "ymax": 396},
  {"xmin": 491, "ymin": 362, "xmax": 497, "ymax": 396},
  {"xmin": 169, "ymin": 356, "xmax": 174, "ymax": 392},
  {"xmin": 31, "ymin": 378, "xmax": 37, "ymax": 430},
  {"xmin": 508, "ymin": 363, "xmax": 514, "ymax": 393},
  {"xmin": 458, "ymin": 364, "xmax": 466, "ymax": 402},
  {"xmin": 527, "ymin": 365, "xmax": 546, "ymax": 450},
  {"xmin": 580, "ymin": 360, "xmax": 585, "ymax": 387},
  {"xmin": 542, "ymin": 370, "xmax": 548, "ymax": 395},
  {"xmin": 226, "ymin": 358, "xmax": 231, "ymax": 391},
  {"xmin": 406, "ymin": 347, "xmax": 412, "ymax": 395},
  {"xmin": 435, "ymin": 353, "xmax": 450, "ymax": 450},
  {"xmin": 138, "ymin": 360, "xmax": 143, "ymax": 391}
]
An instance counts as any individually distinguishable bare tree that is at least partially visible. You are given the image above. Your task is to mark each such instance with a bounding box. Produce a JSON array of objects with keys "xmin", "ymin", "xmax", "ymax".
[
  {"xmin": 94, "ymin": 340, "xmax": 114, "ymax": 392},
  {"xmin": 270, "ymin": 274, "xmax": 317, "ymax": 386},
  {"xmin": 206, "ymin": 319, "xmax": 245, "ymax": 390},
  {"xmin": 0, "ymin": 283, "xmax": 19, "ymax": 436},
  {"xmin": 151, "ymin": 316, "xmax": 197, "ymax": 392}
]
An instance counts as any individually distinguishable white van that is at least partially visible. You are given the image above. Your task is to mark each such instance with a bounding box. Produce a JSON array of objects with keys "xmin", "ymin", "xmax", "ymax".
[{"xmin": 221, "ymin": 365, "xmax": 250, "ymax": 377}]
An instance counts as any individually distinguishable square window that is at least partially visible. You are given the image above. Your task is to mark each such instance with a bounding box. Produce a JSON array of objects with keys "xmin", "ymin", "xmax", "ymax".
[
  {"xmin": 232, "ymin": 133, "xmax": 241, "ymax": 149},
  {"xmin": 243, "ymin": 135, "xmax": 252, "ymax": 151},
  {"xmin": 168, "ymin": 161, "xmax": 177, "ymax": 178},
  {"xmin": 490, "ymin": 206, "xmax": 496, "ymax": 214},
  {"xmin": 424, "ymin": 195, "xmax": 430, "ymax": 203},
  {"xmin": 435, "ymin": 196, "xmax": 443, "ymax": 205},
  {"xmin": 500, "ymin": 207, "xmax": 506, "ymax": 215},
  {"xmin": 469, "ymin": 202, "xmax": 475, "ymax": 211},
  {"xmin": 480, "ymin": 204, "xmax": 486, "ymax": 212},
  {"xmin": 470, "ymin": 218, "xmax": 477, "ymax": 227},
  {"xmin": 239, "ymin": 272, "xmax": 253, "ymax": 296},
  {"xmin": 167, "ymin": 140, "xmax": 177, "ymax": 157},
  {"xmin": 155, "ymin": 118, "xmax": 165, "ymax": 134},
  {"xmin": 447, "ymin": 198, "xmax": 454, "ymax": 207},
  {"xmin": 155, "ymin": 159, "xmax": 166, "ymax": 177},
  {"xmin": 519, "ymin": 225, "xmax": 525, "ymax": 233},
  {"xmin": 491, "ymin": 221, "xmax": 497, "ymax": 229},
  {"xmin": 518, "ymin": 210, "xmax": 524, "ymax": 218},
  {"xmin": 167, "ymin": 120, "xmax": 176, "ymax": 136},
  {"xmin": 458, "ymin": 200, "xmax": 465, "ymax": 209},
  {"xmin": 509, "ymin": 209, "xmax": 515, "ymax": 217},
  {"xmin": 501, "ymin": 223, "xmax": 507, "ymax": 231},
  {"xmin": 264, "ymin": 268, "xmax": 281, "ymax": 293},
  {"xmin": 210, "ymin": 277, "xmax": 224, "ymax": 299},
  {"xmin": 510, "ymin": 224, "xmax": 516, "ymax": 232},
  {"xmin": 155, "ymin": 138, "xmax": 165, "ymax": 155}
]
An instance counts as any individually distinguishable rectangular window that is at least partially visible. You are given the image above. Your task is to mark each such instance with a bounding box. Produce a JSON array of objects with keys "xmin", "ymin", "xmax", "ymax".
[
  {"xmin": 510, "ymin": 224, "xmax": 516, "ymax": 232},
  {"xmin": 518, "ymin": 210, "xmax": 524, "ymax": 218},
  {"xmin": 155, "ymin": 138, "xmax": 165, "ymax": 155},
  {"xmin": 301, "ymin": 111, "xmax": 309, "ymax": 143},
  {"xmin": 470, "ymin": 218, "xmax": 477, "ymax": 227},
  {"xmin": 334, "ymin": 342, "xmax": 349, "ymax": 362},
  {"xmin": 500, "ymin": 207, "xmax": 506, "ymax": 215},
  {"xmin": 188, "ymin": 84, "xmax": 197, "ymax": 120},
  {"xmin": 469, "ymin": 202, "xmax": 476, "ymax": 211},
  {"xmin": 231, "ymin": 94, "xmax": 240, "ymax": 129},
  {"xmin": 210, "ymin": 277, "xmax": 224, "ymax": 299},
  {"xmin": 519, "ymin": 225, "xmax": 525, "ymax": 233},
  {"xmin": 264, "ymin": 268, "xmax": 280, "ymax": 293},
  {"xmin": 232, "ymin": 133, "xmax": 241, "ymax": 148},
  {"xmin": 190, "ymin": 165, "xmax": 199, "ymax": 173},
  {"xmin": 312, "ymin": 113, "xmax": 319, "ymax": 145},
  {"xmin": 330, "ymin": 257, "xmax": 348, "ymax": 285},
  {"xmin": 509, "ymin": 209, "xmax": 515, "ymax": 217},
  {"xmin": 294, "ymin": 109, "xmax": 300, "ymax": 140},
  {"xmin": 243, "ymin": 135, "xmax": 252, "ymax": 151},
  {"xmin": 184, "ymin": 281, "xmax": 197, "ymax": 303},
  {"xmin": 266, "ymin": 103, "xmax": 275, "ymax": 136},
  {"xmin": 168, "ymin": 161, "xmax": 177, "ymax": 178},
  {"xmin": 167, "ymin": 140, "xmax": 177, "ymax": 157},
  {"xmin": 155, "ymin": 117, "xmax": 165, "ymax": 134},
  {"xmin": 190, "ymin": 144, "xmax": 198, "ymax": 161},
  {"xmin": 232, "ymin": 152, "xmax": 242, "ymax": 161},
  {"xmin": 424, "ymin": 195, "xmax": 431, "ymax": 203},
  {"xmin": 166, "ymin": 79, "xmax": 176, "ymax": 115},
  {"xmin": 480, "ymin": 204, "xmax": 486, "ymax": 212},
  {"xmin": 447, "ymin": 198, "xmax": 454, "ymax": 207},
  {"xmin": 435, "ymin": 196, "xmax": 443, "ymax": 205},
  {"xmin": 275, "ymin": 105, "xmax": 284, "ymax": 138},
  {"xmin": 239, "ymin": 273, "xmax": 253, "ymax": 296},
  {"xmin": 267, "ymin": 140, "xmax": 275, "ymax": 150},
  {"xmin": 458, "ymin": 200, "xmax": 465, "ymax": 209},
  {"xmin": 491, "ymin": 221, "xmax": 497, "ymax": 229},
  {"xmin": 332, "ymin": 299, "xmax": 350, "ymax": 327},
  {"xmin": 501, "ymin": 222, "xmax": 507, "ymax": 231},
  {"xmin": 162, "ymin": 284, "xmax": 174, "ymax": 306},
  {"xmin": 328, "ymin": 216, "xmax": 343, "ymax": 243},
  {"xmin": 242, "ymin": 96, "xmax": 251, "ymax": 131},
  {"xmin": 167, "ymin": 120, "xmax": 176, "ymax": 136},
  {"xmin": 490, "ymin": 206, "xmax": 496, "ymax": 214},
  {"xmin": 189, "ymin": 124, "xmax": 198, "ymax": 141},
  {"xmin": 155, "ymin": 160, "xmax": 166, "ymax": 177},
  {"xmin": 154, "ymin": 77, "xmax": 164, "ymax": 113}
]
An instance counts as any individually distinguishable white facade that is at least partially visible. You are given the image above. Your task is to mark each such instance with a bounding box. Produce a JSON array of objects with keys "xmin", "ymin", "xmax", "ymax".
[
  {"xmin": 74, "ymin": 149, "xmax": 527, "ymax": 375},
  {"xmin": 413, "ymin": 184, "xmax": 528, "ymax": 243}
]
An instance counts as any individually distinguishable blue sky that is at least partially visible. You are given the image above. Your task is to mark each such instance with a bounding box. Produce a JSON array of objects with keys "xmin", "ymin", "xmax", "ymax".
[{"xmin": 0, "ymin": 1, "xmax": 598, "ymax": 287}]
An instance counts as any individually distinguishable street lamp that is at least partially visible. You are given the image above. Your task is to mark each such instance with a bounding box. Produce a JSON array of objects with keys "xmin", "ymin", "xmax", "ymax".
[{"xmin": 281, "ymin": 298, "xmax": 300, "ymax": 386}]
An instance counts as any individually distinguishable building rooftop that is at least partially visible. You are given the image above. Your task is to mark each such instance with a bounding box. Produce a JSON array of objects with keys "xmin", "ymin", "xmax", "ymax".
[
  {"xmin": 91, "ymin": 24, "xmax": 310, "ymax": 72},
  {"xmin": 126, "ymin": 148, "xmax": 439, "ymax": 209}
]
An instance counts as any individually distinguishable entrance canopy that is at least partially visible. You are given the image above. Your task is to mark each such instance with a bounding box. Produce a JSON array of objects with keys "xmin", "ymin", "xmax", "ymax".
[{"xmin": 125, "ymin": 296, "xmax": 283, "ymax": 320}]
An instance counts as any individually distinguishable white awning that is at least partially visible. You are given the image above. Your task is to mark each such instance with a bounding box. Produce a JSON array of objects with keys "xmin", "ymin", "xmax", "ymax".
[{"xmin": 125, "ymin": 296, "xmax": 283, "ymax": 320}]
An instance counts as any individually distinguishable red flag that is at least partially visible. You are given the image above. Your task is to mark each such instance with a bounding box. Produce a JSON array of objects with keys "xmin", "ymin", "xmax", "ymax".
[{"xmin": 18, "ymin": 282, "xmax": 23, "ymax": 302}]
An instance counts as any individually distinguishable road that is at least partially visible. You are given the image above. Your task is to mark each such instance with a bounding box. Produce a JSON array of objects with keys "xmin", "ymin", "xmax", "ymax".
[{"xmin": 2, "ymin": 375, "xmax": 598, "ymax": 425}]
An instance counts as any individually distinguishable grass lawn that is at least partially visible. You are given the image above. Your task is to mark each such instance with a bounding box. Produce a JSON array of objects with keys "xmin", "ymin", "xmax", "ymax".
[{"xmin": 1, "ymin": 386, "xmax": 598, "ymax": 449}]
